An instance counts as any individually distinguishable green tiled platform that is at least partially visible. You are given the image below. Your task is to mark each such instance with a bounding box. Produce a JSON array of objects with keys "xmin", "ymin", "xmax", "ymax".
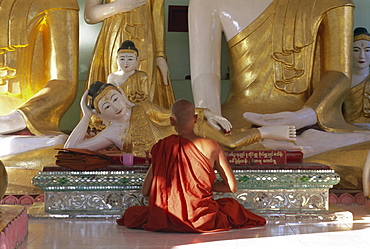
[{"xmin": 31, "ymin": 164, "xmax": 343, "ymax": 221}]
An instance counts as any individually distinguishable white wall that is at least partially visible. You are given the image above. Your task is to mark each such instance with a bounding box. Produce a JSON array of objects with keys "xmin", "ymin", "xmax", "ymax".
[{"xmin": 353, "ymin": 0, "xmax": 370, "ymax": 31}]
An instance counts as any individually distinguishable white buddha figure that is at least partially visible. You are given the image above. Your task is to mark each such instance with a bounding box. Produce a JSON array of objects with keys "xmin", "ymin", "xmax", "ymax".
[
  {"xmin": 343, "ymin": 27, "xmax": 370, "ymax": 198},
  {"xmin": 108, "ymin": 40, "xmax": 152, "ymax": 104},
  {"xmin": 343, "ymin": 27, "xmax": 370, "ymax": 128},
  {"xmin": 67, "ymin": 81, "xmax": 297, "ymax": 157}
]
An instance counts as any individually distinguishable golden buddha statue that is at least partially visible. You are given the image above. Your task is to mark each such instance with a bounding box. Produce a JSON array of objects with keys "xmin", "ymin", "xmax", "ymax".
[
  {"xmin": 0, "ymin": 0, "xmax": 79, "ymax": 135},
  {"xmin": 0, "ymin": 0, "xmax": 79, "ymax": 194},
  {"xmin": 84, "ymin": 0, "xmax": 174, "ymax": 109},
  {"xmin": 188, "ymin": 0, "xmax": 370, "ymax": 189}
]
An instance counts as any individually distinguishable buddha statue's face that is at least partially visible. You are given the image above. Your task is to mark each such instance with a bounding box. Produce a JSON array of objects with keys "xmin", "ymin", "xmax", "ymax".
[
  {"xmin": 117, "ymin": 52, "xmax": 138, "ymax": 73},
  {"xmin": 353, "ymin": 40, "xmax": 370, "ymax": 72},
  {"xmin": 98, "ymin": 89, "xmax": 128, "ymax": 120}
]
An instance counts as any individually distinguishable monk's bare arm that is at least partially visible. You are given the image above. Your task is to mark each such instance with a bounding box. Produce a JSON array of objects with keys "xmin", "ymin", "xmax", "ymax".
[
  {"xmin": 211, "ymin": 142, "xmax": 237, "ymax": 193},
  {"xmin": 142, "ymin": 165, "xmax": 153, "ymax": 196}
]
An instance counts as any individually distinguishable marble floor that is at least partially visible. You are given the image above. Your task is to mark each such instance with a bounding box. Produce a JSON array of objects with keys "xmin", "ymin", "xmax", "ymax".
[{"xmin": 19, "ymin": 205, "xmax": 370, "ymax": 249}]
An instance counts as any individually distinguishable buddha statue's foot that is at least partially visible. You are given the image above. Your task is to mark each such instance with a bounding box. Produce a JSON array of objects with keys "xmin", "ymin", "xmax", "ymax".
[
  {"xmin": 261, "ymin": 139, "xmax": 303, "ymax": 152},
  {"xmin": 298, "ymin": 129, "xmax": 370, "ymax": 158},
  {"xmin": 0, "ymin": 111, "xmax": 26, "ymax": 134},
  {"xmin": 0, "ymin": 134, "xmax": 68, "ymax": 157}
]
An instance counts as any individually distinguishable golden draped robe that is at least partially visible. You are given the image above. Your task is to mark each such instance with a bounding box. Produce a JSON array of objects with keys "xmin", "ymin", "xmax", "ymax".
[
  {"xmin": 117, "ymin": 70, "xmax": 151, "ymax": 103},
  {"xmin": 86, "ymin": 0, "xmax": 174, "ymax": 109},
  {"xmin": 0, "ymin": 0, "xmax": 79, "ymax": 135},
  {"xmin": 122, "ymin": 101, "xmax": 262, "ymax": 157},
  {"xmin": 343, "ymin": 75, "xmax": 370, "ymax": 124}
]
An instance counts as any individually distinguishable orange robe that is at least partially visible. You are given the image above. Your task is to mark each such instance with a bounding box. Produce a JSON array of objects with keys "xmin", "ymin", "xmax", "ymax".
[{"xmin": 117, "ymin": 135, "xmax": 266, "ymax": 233}]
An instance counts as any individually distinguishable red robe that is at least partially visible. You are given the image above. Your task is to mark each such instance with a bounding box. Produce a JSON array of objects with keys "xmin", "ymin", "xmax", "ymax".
[{"xmin": 117, "ymin": 135, "xmax": 266, "ymax": 232}]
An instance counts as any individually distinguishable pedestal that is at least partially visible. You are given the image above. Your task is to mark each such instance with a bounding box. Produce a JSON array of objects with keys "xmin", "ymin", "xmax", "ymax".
[{"xmin": 31, "ymin": 163, "xmax": 342, "ymax": 221}]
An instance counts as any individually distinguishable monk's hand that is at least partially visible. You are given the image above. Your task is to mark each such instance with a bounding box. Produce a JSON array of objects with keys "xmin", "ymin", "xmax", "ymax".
[
  {"xmin": 243, "ymin": 108, "xmax": 317, "ymax": 130},
  {"xmin": 258, "ymin": 125, "xmax": 297, "ymax": 141},
  {"xmin": 156, "ymin": 57, "xmax": 169, "ymax": 86},
  {"xmin": 205, "ymin": 110, "xmax": 232, "ymax": 132}
]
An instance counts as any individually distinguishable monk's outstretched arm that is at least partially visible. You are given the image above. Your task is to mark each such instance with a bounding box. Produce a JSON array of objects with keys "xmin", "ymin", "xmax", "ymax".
[{"xmin": 212, "ymin": 143, "xmax": 237, "ymax": 193}]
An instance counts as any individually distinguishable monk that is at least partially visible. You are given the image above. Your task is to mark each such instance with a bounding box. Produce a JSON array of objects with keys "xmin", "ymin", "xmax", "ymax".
[{"xmin": 117, "ymin": 99, "xmax": 267, "ymax": 232}]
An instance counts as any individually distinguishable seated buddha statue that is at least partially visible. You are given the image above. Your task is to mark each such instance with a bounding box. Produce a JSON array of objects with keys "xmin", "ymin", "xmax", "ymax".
[
  {"xmin": 188, "ymin": 0, "xmax": 370, "ymax": 189},
  {"xmin": 0, "ymin": 0, "xmax": 79, "ymax": 143},
  {"xmin": 343, "ymin": 27, "xmax": 370, "ymax": 129},
  {"xmin": 343, "ymin": 27, "xmax": 370, "ymax": 198},
  {"xmin": 0, "ymin": 0, "xmax": 79, "ymax": 193},
  {"xmin": 108, "ymin": 40, "xmax": 152, "ymax": 104}
]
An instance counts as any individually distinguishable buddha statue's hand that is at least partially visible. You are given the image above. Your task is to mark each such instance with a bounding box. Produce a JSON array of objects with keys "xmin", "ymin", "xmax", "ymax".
[
  {"xmin": 85, "ymin": 0, "xmax": 147, "ymax": 24},
  {"xmin": 257, "ymin": 125, "xmax": 296, "ymax": 141},
  {"xmin": 80, "ymin": 90, "xmax": 94, "ymax": 117},
  {"xmin": 243, "ymin": 108, "xmax": 317, "ymax": 130},
  {"xmin": 156, "ymin": 57, "xmax": 169, "ymax": 86},
  {"xmin": 113, "ymin": 0, "xmax": 147, "ymax": 12},
  {"xmin": 204, "ymin": 110, "xmax": 232, "ymax": 132}
]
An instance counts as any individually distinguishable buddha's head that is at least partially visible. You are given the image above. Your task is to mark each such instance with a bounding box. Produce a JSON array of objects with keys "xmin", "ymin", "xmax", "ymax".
[
  {"xmin": 117, "ymin": 40, "xmax": 139, "ymax": 73},
  {"xmin": 353, "ymin": 27, "xmax": 370, "ymax": 72},
  {"xmin": 89, "ymin": 81, "xmax": 134, "ymax": 122}
]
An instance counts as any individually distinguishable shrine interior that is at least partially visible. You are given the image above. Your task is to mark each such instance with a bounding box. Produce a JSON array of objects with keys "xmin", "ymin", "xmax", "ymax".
[{"xmin": 0, "ymin": 0, "xmax": 370, "ymax": 248}]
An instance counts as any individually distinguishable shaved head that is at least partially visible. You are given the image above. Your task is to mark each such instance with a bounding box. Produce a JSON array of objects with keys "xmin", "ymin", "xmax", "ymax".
[{"xmin": 171, "ymin": 99, "xmax": 196, "ymax": 125}]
